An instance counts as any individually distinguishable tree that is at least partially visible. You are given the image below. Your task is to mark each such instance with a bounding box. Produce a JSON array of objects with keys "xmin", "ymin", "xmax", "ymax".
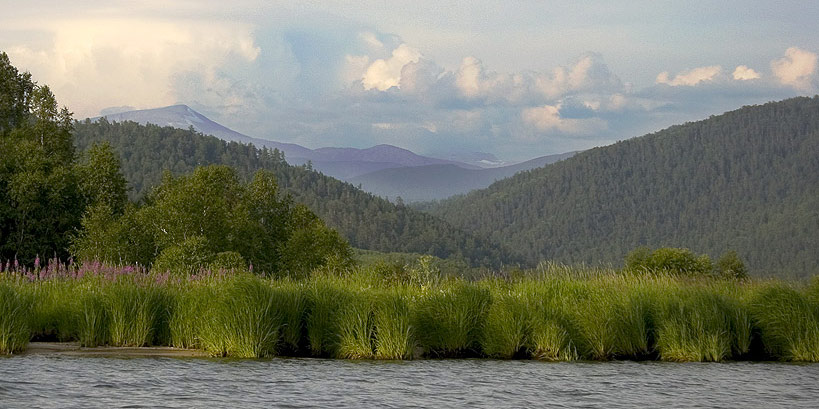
[
  {"xmin": 0, "ymin": 52, "xmax": 84, "ymax": 263},
  {"xmin": 716, "ymin": 250, "xmax": 748, "ymax": 279},
  {"xmin": 71, "ymin": 164, "xmax": 353, "ymax": 276},
  {"xmin": 76, "ymin": 142, "xmax": 128, "ymax": 215}
]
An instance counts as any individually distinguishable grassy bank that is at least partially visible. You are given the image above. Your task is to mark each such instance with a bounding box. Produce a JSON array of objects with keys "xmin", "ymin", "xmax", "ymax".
[{"xmin": 2, "ymin": 261, "xmax": 818, "ymax": 361}]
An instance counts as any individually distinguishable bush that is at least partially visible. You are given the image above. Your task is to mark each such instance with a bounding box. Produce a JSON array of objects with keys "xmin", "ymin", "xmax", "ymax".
[
  {"xmin": 626, "ymin": 247, "xmax": 713, "ymax": 276},
  {"xmin": 716, "ymin": 250, "xmax": 748, "ymax": 279}
]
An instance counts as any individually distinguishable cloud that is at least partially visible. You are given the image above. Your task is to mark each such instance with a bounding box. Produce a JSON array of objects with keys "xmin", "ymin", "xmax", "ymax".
[
  {"xmin": 656, "ymin": 66, "xmax": 722, "ymax": 86},
  {"xmin": 5, "ymin": 17, "xmax": 261, "ymax": 118},
  {"xmin": 771, "ymin": 47, "xmax": 817, "ymax": 91},
  {"xmin": 521, "ymin": 104, "xmax": 607, "ymax": 135},
  {"xmin": 732, "ymin": 65, "xmax": 761, "ymax": 80},
  {"xmin": 361, "ymin": 44, "xmax": 422, "ymax": 91}
]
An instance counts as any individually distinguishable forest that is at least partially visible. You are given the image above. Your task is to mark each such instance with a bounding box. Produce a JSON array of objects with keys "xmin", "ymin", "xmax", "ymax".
[
  {"xmin": 72, "ymin": 119, "xmax": 516, "ymax": 268},
  {"xmin": 0, "ymin": 52, "xmax": 348, "ymax": 275},
  {"xmin": 425, "ymin": 97, "xmax": 819, "ymax": 278}
]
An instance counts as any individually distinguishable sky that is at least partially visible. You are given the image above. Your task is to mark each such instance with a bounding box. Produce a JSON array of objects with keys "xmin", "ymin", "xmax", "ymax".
[{"xmin": 2, "ymin": 1, "xmax": 819, "ymax": 162}]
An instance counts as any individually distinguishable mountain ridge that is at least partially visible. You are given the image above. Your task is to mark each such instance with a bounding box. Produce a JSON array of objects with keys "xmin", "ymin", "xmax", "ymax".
[{"xmin": 424, "ymin": 96, "xmax": 819, "ymax": 277}]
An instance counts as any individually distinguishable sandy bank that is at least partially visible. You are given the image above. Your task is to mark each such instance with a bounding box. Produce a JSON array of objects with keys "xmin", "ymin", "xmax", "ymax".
[{"xmin": 22, "ymin": 342, "xmax": 209, "ymax": 358}]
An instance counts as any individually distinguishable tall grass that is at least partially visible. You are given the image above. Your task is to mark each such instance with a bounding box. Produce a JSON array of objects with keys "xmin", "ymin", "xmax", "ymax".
[
  {"xmin": 2, "ymin": 263, "xmax": 819, "ymax": 362},
  {"xmin": 0, "ymin": 281, "xmax": 32, "ymax": 354},
  {"xmin": 373, "ymin": 288, "xmax": 416, "ymax": 359},
  {"xmin": 414, "ymin": 282, "xmax": 490, "ymax": 357},
  {"xmin": 750, "ymin": 284, "xmax": 819, "ymax": 361}
]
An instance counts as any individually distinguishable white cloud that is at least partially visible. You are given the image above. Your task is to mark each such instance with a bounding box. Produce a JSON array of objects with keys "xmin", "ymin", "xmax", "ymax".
[
  {"xmin": 771, "ymin": 47, "xmax": 817, "ymax": 91},
  {"xmin": 521, "ymin": 104, "xmax": 606, "ymax": 134},
  {"xmin": 361, "ymin": 43, "xmax": 422, "ymax": 91},
  {"xmin": 6, "ymin": 17, "xmax": 261, "ymax": 118},
  {"xmin": 656, "ymin": 66, "xmax": 722, "ymax": 86},
  {"xmin": 732, "ymin": 65, "xmax": 761, "ymax": 80}
]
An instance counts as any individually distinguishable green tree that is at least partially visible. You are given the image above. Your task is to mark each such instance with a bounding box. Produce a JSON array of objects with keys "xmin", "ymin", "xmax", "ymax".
[
  {"xmin": 716, "ymin": 250, "xmax": 748, "ymax": 279},
  {"xmin": 0, "ymin": 52, "xmax": 83, "ymax": 263},
  {"xmin": 76, "ymin": 142, "xmax": 128, "ymax": 215}
]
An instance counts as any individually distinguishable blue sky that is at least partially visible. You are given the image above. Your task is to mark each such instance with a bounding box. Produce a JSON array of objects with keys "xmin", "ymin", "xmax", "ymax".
[{"xmin": 2, "ymin": 1, "xmax": 818, "ymax": 161}]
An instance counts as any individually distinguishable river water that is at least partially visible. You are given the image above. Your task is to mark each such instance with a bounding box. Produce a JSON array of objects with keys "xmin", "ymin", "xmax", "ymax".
[{"xmin": 1, "ymin": 355, "xmax": 817, "ymax": 408}]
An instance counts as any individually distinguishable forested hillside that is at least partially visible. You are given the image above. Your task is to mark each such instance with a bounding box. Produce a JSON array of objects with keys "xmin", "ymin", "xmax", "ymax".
[
  {"xmin": 426, "ymin": 97, "xmax": 819, "ymax": 277},
  {"xmin": 73, "ymin": 119, "xmax": 516, "ymax": 267}
]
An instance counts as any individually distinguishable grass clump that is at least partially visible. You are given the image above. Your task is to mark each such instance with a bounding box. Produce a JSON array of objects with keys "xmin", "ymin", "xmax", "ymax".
[
  {"xmin": 654, "ymin": 285, "xmax": 737, "ymax": 362},
  {"xmin": 373, "ymin": 289, "xmax": 416, "ymax": 359},
  {"xmin": 0, "ymin": 281, "xmax": 33, "ymax": 354},
  {"xmin": 107, "ymin": 279, "xmax": 171, "ymax": 347},
  {"xmin": 750, "ymin": 284, "xmax": 819, "ymax": 361},
  {"xmin": 199, "ymin": 275, "xmax": 283, "ymax": 358},
  {"xmin": 414, "ymin": 282, "xmax": 490, "ymax": 357},
  {"xmin": 481, "ymin": 288, "xmax": 531, "ymax": 358}
]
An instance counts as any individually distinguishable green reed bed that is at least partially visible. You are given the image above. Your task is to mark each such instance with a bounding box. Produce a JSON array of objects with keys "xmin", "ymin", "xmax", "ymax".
[
  {"xmin": 0, "ymin": 281, "xmax": 32, "ymax": 354},
  {"xmin": 2, "ymin": 264, "xmax": 819, "ymax": 361}
]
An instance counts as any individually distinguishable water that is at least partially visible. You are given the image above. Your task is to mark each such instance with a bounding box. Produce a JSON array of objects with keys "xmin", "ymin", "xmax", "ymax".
[{"xmin": 1, "ymin": 356, "xmax": 817, "ymax": 408}]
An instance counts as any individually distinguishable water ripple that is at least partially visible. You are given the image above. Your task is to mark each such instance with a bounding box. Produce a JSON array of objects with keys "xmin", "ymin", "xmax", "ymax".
[{"xmin": 1, "ymin": 356, "xmax": 818, "ymax": 408}]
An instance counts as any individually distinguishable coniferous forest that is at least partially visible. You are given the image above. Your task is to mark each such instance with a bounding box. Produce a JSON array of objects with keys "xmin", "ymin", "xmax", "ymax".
[
  {"xmin": 426, "ymin": 97, "xmax": 819, "ymax": 277},
  {"xmin": 71, "ymin": 119, "xmax": 516, "ymax": 268}
]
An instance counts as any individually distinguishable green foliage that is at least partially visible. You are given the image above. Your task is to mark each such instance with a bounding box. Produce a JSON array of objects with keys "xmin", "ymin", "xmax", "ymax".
[
  {"xmin": 106, "ymin": 280, "xmax": 171, "ymax": 347},
  {"xmin": 427, "ymin": 97, "xmax": 819, "ymax": 277},
  {"xmin": 71, "ymin": 165, "xmax": 353, "ymax": 276},
  {"xmin": 414, "ymin": 282, "xmax": 491, "ymax": 357},
  {"xmin": 76, "ymin": 142, "xmax": 128, "ymax": 215},
  {"xmin": 153, "ymin": 236, "xmax": 214, "ymax": 275},
  {"xmin": 0, "ymin": 53, "xmax": 86, "ymax": 264},
  {"xmin": 72, "ymin": 119, "xmax": 515, "ymax": 267},
  {"xmin": 0, "ymin": 281, "xmax": 32, "ymax": 354},
  {"xmin": 3, "ymin": 266, "xmax": 819, "ymax": 361},
  {"xmin": 717, "ymin": 250, "xmax": 748, "ymax": 279},
  {"xmin": 626, "ymin": 247, "xmax": 714, "ymax": 276},
  {"xmin": 750, "ymin": 284, "xmax": 819, "ymax": 361}
]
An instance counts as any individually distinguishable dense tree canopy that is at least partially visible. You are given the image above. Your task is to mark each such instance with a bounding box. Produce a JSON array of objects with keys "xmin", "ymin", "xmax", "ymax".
[
  {"xmin": 72, "ymin": 119, "xmax": 517, "ymax": 267},
  {"xmin": 0, "ymin": 52, "xmax": 84, "ymax": 263},
  {"xmin": 72, "ymin": 165, "xmax": 352, "ymax": 276},
  {"xmin": 427, "ymin": 97, "xmax": 819, "ymax": 278}
]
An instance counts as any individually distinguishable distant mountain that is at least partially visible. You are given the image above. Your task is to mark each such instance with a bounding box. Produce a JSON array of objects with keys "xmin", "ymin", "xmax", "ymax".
[
  {"xmin": 350, "ymin": 152, "xmax": 576, "ymax": 202},
  {"xmin": 98, "ymin": 105, "xmax": 313, "ymax": 158},
  {"xmin": 73, "ymin": 119, "xmax": 519, "ymax": 267},
  {"xmin": 94, "ymin": 105, "xmax": 476, "ymax": 180},
  {"xmin": 435, "ymin": 151, "xmax": 508, "ymax": 168},
  {"xmin": 424, "ymin": 97, "xmax": 819, "ymax": 277}
]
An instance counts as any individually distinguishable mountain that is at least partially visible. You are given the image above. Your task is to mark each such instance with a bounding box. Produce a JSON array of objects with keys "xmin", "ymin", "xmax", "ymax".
[
  {"xmin": 72, "ymin": 119, "xmax": 519, "ymax": 267},
  {"xmin": 424, "ymin": 97, "xmax": 819, "ymax": 277},
  {"xmin": 349, "ymin": 152, "xmax": 576, "ymax": 202},
  {"xmin": 95, "ymin": 105, "xmax": 475, "ymax": 180},
  {"xmin": 98, "ymin": 104, "xmax": 314, "ymax": 158}
]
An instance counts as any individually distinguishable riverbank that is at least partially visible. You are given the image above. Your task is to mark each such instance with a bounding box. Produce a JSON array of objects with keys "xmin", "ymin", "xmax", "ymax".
[
  {"xmin": 20, "ymin": 342, "xmax": 208, "ymax": 358},
  {"xmin": 3, "ymin": 263, "xmax": 818, "ymax": 362}
]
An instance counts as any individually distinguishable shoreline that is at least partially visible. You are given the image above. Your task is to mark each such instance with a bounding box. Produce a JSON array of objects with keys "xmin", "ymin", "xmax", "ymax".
[{"xmin": 19, "ymin": 342, "xmax": 210, "ymax": 358}]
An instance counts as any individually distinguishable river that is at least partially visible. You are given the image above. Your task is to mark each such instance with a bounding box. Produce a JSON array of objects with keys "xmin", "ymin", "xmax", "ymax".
[{"xmin": 1, "ymin": 355, "xmax": 817, "ymax": 408}]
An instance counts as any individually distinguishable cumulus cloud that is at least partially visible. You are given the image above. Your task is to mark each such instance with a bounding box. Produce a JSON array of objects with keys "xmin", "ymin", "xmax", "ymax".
[
  {"xmin": 521, "ymin": 104, "xmax": 607, "ymax": 134},
  {"xmin": 656, "ymin": 66, "xmax": 722, "ymax": 86},
  {"xmin": 732, "ymin": 65, "xmax": 761, "ymax": 80},
  {"xmin": 450, "ymin": 53, "xmax": 621, "ymax": 104},
  {"xmin": 771, "ymin": 47, "xmax": 817, "ymax": 91},
  {"xmin": 6, "ymin": 18, "xmax": 261, "ymax": 118},
  {"xmin": 361, "ymin": 44, "xmax": 422, "ymax": 91}
]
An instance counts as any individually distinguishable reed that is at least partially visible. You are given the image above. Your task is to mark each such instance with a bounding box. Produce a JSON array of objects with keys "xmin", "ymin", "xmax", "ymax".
[
  {"xmin": 373, "ymin": 288, "xmax": 416, "ymax": 359},
  {"xmin": 654, "ymin": 285, "xmax": 735, "ymax": 362},
  {"xmin": 107, "ymin": 279, "xmax": 171, "ymax": 347},
  {"xmin": 414, "ymin": 281, "xmax": 491, "ymax": 357},
  {"xmin": 2, "ymin": 263, "xmax": 819, "ymax": 362},
  {"xmin": 481, "ymin": 289, "xmax": 532, "ymax": 358},
  {"xmin": 750, "ymin": 284, "xmax": 819, "ymax": 361},
  {"xmin": 0, "ymin": 281, "xmax": 32, "ymax": 354},
  {"xmin": 198, "ymin": 275, "xmax": 282, "ymax": 358}
]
